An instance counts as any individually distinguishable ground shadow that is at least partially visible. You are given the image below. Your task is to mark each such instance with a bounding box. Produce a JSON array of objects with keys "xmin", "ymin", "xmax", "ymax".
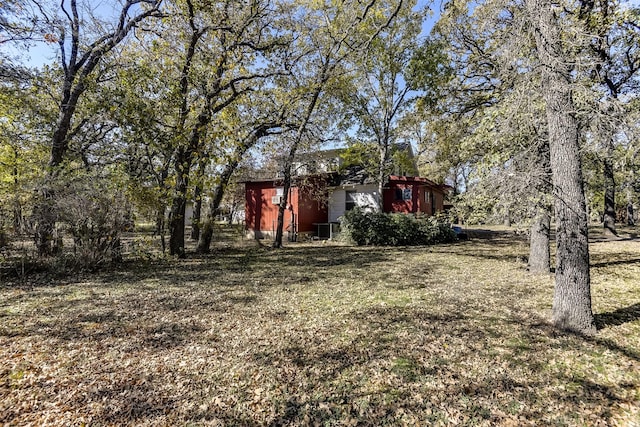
[
  {"xmin": 590, "ymin": 257, "xmax": 640, "ymax": 269},
  {"xmin": 248, "ymin": 304, "xmax": 638, "ymax": 425},
  {"xmin": 595, "ymin": 303, "xmax": 640, "ymax": 329}
]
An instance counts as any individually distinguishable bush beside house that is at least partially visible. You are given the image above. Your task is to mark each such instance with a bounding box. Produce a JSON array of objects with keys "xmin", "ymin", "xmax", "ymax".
[{"xmin": 340, "ymin": 208, "xmax": 457, "ymax": 246}]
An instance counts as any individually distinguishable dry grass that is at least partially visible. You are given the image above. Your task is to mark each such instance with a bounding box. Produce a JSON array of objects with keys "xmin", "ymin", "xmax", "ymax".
[{"xmin": 1, "ymin": 228, "xmax": 639, "ymax": 426}]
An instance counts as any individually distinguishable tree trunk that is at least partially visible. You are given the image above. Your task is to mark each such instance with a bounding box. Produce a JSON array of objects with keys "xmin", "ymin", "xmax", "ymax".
[
  {"xmin": 529, "ymin": 0, "xmax": 596, "ymax": 334},
  {"xmin": 34, "ymin": 186, "xmax": 55, "ymax": 256},
  {"xmin": 196, "ymin": 179, "xmax": 228, "ymax": 254},
  {"xmin": 529, "ymin": 140, "xmax": 552, "ymax": 273},
  {"xmin": 529, "ymin": 202, "xmax": 551, "ymax": 274},
  {"xmin": 627, "ymin": 186, "xmax": 635, "ymax": 226},
  {"xmin": 35, "ymin": 99, "xmax": 77, "ymax": 255},
  {"xmin": 273, "ymin": 166, "xmax": 292, "ymax": 249},
  {"xmin": 377, "ymin": 146, "xmax": 388, "ymax": 211},
  {"xmin": 12, "ymin": 151, "xmax": 22, "ymax": 234},
  {"xmin": 13, "ymin": 201, "xmax": 22, "ymax": 235},
  {"xmin": 503, "ymin": 204, "xmax": 511, "ymax": 228},
  {"xmin": 191, "ymin": 188, "xmax": 203, "ymax": 241},
  {"xmin": 197, "ymin": 160, "xmax": 240, "ymax": 253},
  {"xmin": 168, "ymin": 148, "xmax": 192, "ymax": 258},
  {"xmin": 190, "ymin": 157, "xmax": 206, "ymax": 241},
  {"xmin": 196, "ymin": 123, "xmax": 278, "ymax": 253},
  {"xmin": 603, "ymin": 141, "xmax": 617, "ymax": 235}
]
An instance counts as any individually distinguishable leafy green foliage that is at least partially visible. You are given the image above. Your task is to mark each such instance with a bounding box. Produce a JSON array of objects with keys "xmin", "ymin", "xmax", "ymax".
[
  {"xmin": 340, "ymin": 208, "xmax": 456, "ymax": 246},
  {"xmin": 339, "ymin": 140, "xmax": 379, "ymax": 171},
  {"xmin": 406, "ymin": 38, "xmax": 453, "ymax": 108}
]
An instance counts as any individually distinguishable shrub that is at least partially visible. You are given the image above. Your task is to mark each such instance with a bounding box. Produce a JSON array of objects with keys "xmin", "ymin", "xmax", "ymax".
[
  {"xmin": 340, "ymin": 208, "xmax": 456, "ymax": 246},
  {"xmin": 53, "ymin": 172, "xmax": 129, "ymax": 269}
]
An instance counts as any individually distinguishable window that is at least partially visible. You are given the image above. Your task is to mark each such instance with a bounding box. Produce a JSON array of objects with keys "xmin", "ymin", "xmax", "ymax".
[
  {"xmin": 345, "ymin": 190, "xmax": 356, "ymax": 211},
  {"xmin": 275, "ymin": 187, "xmax": 284, "ymax": 196},
  {"xmin": 396, "ymin": 188, "xmax": 412, "ymax": 201}
]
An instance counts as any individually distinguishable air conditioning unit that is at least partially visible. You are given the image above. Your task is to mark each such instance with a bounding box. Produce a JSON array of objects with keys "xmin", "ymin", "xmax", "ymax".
[{"xmin": 271, "ymin": 195, "xmax": 283, "ymax": 205}]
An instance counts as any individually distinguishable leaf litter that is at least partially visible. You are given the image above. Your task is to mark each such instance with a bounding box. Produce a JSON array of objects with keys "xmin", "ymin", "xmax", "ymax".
[{"xmin": 1, "ymin": 228, "xmax": 639, "ymax": 426}]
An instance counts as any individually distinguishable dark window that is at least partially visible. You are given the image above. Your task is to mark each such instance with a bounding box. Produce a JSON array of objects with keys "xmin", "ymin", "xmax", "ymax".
[
  {"xmin": 345, "ymin": 191, "xmax": 356, "ymax": 211},
  {"xmin": 395, "ymin": 189, "xmax": 403, "ymax": 201}
]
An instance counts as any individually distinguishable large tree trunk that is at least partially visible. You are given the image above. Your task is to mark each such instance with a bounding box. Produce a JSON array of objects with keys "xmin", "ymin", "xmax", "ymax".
[
  {"xmin": 529, "ymin": 0, "xmax": 596, "ymax": 334},
  {"xmin": 603, "ymin": 141, "xmax": 617, "ymax": 235},
  {"xmin": 34, "ymin": 186, "xmax": 56, "ymax": 256},
  {"xmin": 36, "ymin": 96, "xmax": 78, "ymax": 255}
]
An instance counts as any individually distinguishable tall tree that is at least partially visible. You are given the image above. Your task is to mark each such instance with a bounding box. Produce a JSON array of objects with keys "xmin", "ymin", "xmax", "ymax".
[
  {"xmin": 271, "ymin": 0, "xmax": 405, "ymax": 248},
  {"xmin": 423, "ymin": 0, "xmax": 554, "ymax": 271},
  {"xmin": 115, "ymin": 0, "xmax": 287, "ymax": 257},
  {"xmin": 33, "ymin": 0, "xmax": 163, "ymax": 255},
  {"xmin": 342, "ymin": 2, "xmax": 424, "ymax": 207},
  {"xmin": 526, "ymin": 0, "xmax": 596, "ymax": 334},
  {"xmin": 579, "ymin": 1, "xmax": 640, "ymax": 236},
  {"xmin": 0, "ymin": 70, "xmax": 51, "ymax": 234}
]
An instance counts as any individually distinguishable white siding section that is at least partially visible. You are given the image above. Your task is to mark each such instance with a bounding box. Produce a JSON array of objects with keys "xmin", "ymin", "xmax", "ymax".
[
  {"xmin": 328, "ymin": 184, "xmax": 380, "ymax": 222},
  {"xmin": 328, "ymin": 189, "xmax": 346, "ymax": 223}
]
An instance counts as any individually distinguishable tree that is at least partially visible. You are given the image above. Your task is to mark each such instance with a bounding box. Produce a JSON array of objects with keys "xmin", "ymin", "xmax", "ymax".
[
  {"xmin": 422, "ymin": 0, "xmax": 554, "ymax": 271},
  {"xmin": 33, "ymin": 0, "xmax": 163, "ymax": 255},
  {"xmin": 196, "ymin": 105, "xmax": 290, "ymax": 253},
  {"xmin": 271, "ymin": 0, "xmax": 405, "ymax": 248},
  {"xmin": 109, "ymin": 0, "xmax": 288, "ymax": 257},
  {"xmin": 526, "ymin": 0, "xmax": 596, "ymax": 334},
  {"xmin": 0, "ymin": 70, "xmax": 50, "ymax": 234},
  {"xmin": 578, "ymin": 1, "xmax": 640, "ymax": 235},
  {"xmin": 341, "ymin": 1, "xmax": 424, "ymax": 208}
]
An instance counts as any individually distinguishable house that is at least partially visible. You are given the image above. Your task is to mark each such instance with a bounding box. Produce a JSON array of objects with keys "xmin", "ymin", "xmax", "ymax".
[{"xmin": 244, "ymin": 146, "xmax": 449, "ymax": 239}]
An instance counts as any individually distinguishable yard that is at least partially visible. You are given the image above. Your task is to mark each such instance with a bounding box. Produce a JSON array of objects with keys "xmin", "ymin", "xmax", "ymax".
[{"xmin": 1, "ymin": 228, "xmax": 639, "ymax": 426}]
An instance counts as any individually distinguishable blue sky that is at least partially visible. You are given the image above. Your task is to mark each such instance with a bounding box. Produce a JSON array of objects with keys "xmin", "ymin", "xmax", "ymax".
[
  {"xmin": 16, "ymin": 0, "xmax": 444, "ymax": 68},
  {"xmin": 12, "ymin": 0, "xmax": 639, "ymax": 68}
]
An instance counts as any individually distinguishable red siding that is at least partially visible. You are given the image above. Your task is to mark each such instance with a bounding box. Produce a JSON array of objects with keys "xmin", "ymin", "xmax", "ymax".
[
  {"xmin": 244, "ymin": 179, "xmax": 329, "ymax": 235},
  {"xmin": 297, "ymin": 185, "xmax": 328, "ymax": 232},
  {"xmin": 383, "ymin": 176, "xmax": 446, "ymax": 216},
  {"xmin": 245, "ymin": 175, "xmax": 446, "ymax": 237},
  {"xmin": 245, "ymin": 181, "xmax": 295, "ymax": 234}
]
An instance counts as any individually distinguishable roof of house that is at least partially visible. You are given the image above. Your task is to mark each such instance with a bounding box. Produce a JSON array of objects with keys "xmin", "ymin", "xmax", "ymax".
[
  {"xmin": 242, "ymin": 144, "xmax": 447, "ymax": 190},
  {"xmin": 330, "ymin": 166, "xmax": 377, "ymax": 186}
]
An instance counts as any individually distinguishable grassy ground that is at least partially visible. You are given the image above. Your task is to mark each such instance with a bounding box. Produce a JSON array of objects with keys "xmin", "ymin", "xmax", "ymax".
[{"xmin": 1, "ymin": 227, "xmax": 639, "ymax": 426}]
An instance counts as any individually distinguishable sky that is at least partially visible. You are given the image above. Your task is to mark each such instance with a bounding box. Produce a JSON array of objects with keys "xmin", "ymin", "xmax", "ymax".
[
  {"xmin": 12, "ymin": 0, "xmax": 444, "ymax": 68},
  {"xmin": 9, "ymin": 0, "xmax": 640, "ymax": 68}
]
